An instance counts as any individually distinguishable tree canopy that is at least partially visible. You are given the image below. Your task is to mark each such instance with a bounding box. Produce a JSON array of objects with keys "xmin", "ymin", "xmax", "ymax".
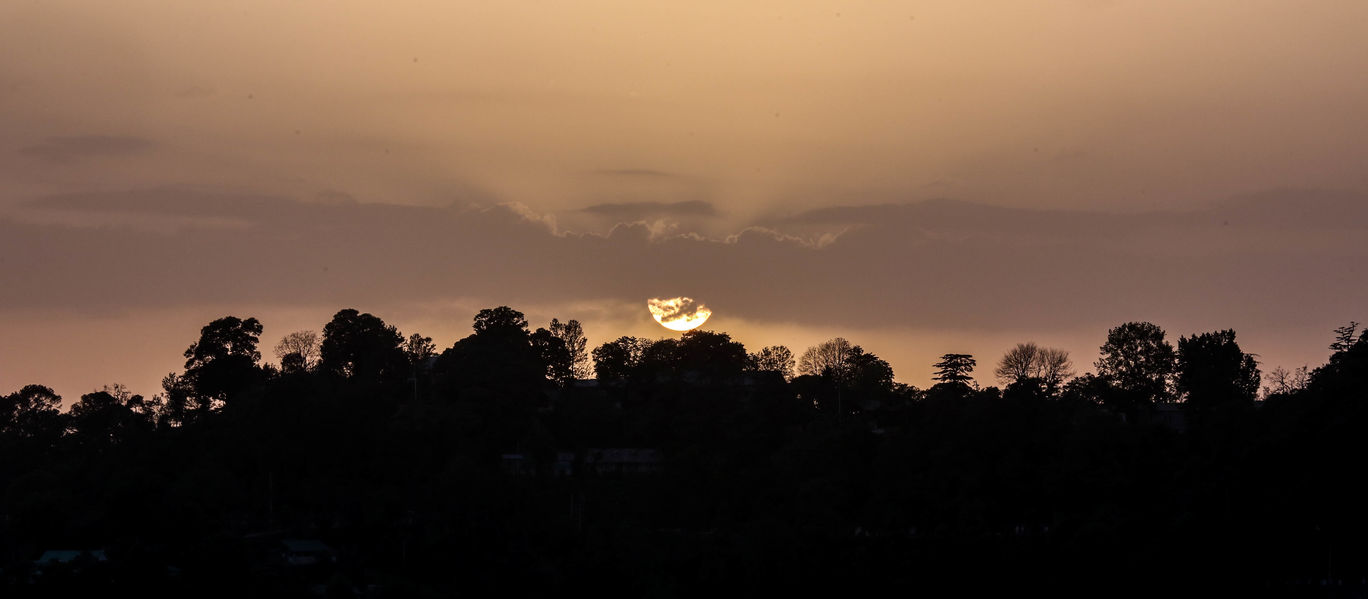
[
  {"xmin": 932, "ymin": 353, "xmax": 976, "ymax": 386},
  {"xmin": 1176, "ymin": 329, "xmax": 1261, "ymax": 409},
  {"xmin": 320, "ymin": 309, "xmax": 407, "ymax": 384},
  {"xmin": 747, "ymin": 345, "xmax": 796, "ymax": 381},
  {"xmin": 592, "ymin": 336, "xmax": 652, "ymax": 382},
  {"xmin": 1095, "ymin": 321, "xmax": 1176, "ymax": 407},
  {"xmin": 798, "ymin": 337, "xmax": 853, "ymax": 379},
  {"xmin": 995, "ymin": 342, "xmax": 1074, "ymax": 387},
  {"xmin": 181, "ymin": 315, "xmax": 264, "ymax": 404},
  {"xmin": 274, "ymin": 330, "xmax": 320, "ymax": 370},
  {"xmin": 549, "ymin": 318, "xmax": 591, "ymax": 379}
]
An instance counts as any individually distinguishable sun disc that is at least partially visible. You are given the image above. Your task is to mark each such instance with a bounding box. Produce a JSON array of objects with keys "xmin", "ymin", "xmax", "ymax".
[{"xmin": 647, "ymin": 297, "xmax": 712, "ymax": 332}]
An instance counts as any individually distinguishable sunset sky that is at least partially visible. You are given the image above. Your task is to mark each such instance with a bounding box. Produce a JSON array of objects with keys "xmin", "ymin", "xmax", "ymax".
[{"xmin": 3, "ymin": 1, "xmax": 1366, "ymax": 402}]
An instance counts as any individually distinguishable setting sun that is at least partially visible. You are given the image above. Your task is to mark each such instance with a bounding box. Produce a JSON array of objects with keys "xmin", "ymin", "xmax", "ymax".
[{"xmin": 647, "ymin": 297, "xmax": 712, "ymax": 332}]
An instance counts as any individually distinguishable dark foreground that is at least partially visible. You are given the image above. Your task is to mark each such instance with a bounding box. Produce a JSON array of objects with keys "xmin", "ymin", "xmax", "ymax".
[{"xmin": 4, "ymin": 311, "xmax": 1367, "ymax": 597}]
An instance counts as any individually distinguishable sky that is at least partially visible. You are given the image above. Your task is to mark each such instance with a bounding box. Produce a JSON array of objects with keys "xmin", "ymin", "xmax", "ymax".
[{"xmin": 2, "ymin": 1, "xmax": 1367, "ymax": 403}]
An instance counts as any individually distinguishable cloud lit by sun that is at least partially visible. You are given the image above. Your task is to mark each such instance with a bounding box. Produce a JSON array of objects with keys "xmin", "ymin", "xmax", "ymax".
[{"xmin": 647, "ymin": 297, "xmax": 711, "ymax": 332}]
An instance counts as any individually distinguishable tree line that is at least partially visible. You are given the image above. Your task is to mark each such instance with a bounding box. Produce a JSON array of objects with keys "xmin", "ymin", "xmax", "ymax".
[{"xmin": 2, "ymin": 308, "xmax": 1366, "ymax": 596}]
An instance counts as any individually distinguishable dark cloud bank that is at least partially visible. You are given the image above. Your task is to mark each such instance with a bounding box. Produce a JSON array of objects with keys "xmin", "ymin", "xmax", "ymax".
[{"xmin": 3, "ymin": 188, "xmax": 1365, "ymax": 337}]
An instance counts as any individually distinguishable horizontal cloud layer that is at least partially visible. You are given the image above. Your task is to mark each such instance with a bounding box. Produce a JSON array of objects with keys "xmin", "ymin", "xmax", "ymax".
[
  {"xmin": 581, "ymin": 200, "xmax": 718, "ymax": 219},
  {"xmin": 5, "ymin": 187, "xmax": 1365, "ymax": 337}
]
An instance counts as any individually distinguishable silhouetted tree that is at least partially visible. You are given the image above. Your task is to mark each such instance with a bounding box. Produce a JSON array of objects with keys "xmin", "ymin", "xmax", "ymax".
[
  {"xmin": 798, "ymin": 338, "xmax": 853, "ymax": 379},
  {"xmin": 1, "ymin": 384, "xmax": 65, "ymax": 441},
  {"xmin": 104, "ymin": 382, "xmax": 159, "ymax": 419},
  {"xmin": 67, "ymin": 385, "xmax": 154, "ymax": 448},
  {"xmin": 1176, "ymin": 329, "xmax": 1260, "ymax": 409},
  {"xmin": 472, "ymin": 306, "xmax": 529, "ymax": 337},
  {"xmin": 320, "ymin": 309, "xmax": 407, "ymax": 383},
  {"xmin": 1002, "ymin": 376, "xmax": 1054, "ymax": 403},
  {"xmin": 433, "ymin": 307, "xmax": 547, "ymax": 450},
  {"xmin": 19, "ymin": 302, "xmax": 1368, "ymax": 595},
  {"xmin": 1261, "ymin": 365, "xmax": 1309, "ymax": 398},
  {"xmin": 1330, "ymin": 321, "xmax": 1361, "ymax": 352},
  {"xmin": 995, "ymin": 342, "xmax": 1074, "ymax": 387},
  {"xmin": 549, "ymin": 318, "xmax": 592, "ymax": 379},
  {"xmin": 156, "ymin": 371, "xmax": 203, "ymax": 427},
  {"xmin": 592, "ymin": 336, "xmax": 652, "ymax": 381},
  {"xmin": 747, "ymin": 345, "xmax": 795, "ymax": 381},
  {"xmin": 182, "ymin": 316, "xmax": 264, "ymax": 405},
  {"xmin": 1309, "ymin": 321, "xmax": 1368, "ymax": 392},
  {"xmin": 530, "ymin": 327, "xmax": 573, "ymax": 383},
  {"xmin": 995, "ymin": 343, "xmax": 1041, "ymax": 384},
  {"xmin": 795, "ymin": 341, "xmax": 897, "ymax": 416},
  {"xmin": 279, "ymin": 352, "xmax": 308, "ymax": 374},
  {"xmin": 675, "ymin": 330, "xmax": 749, "ymax": 381},
  {"xmin": 1059, "ymin": 372, "xmax": 1109, "ymax": 404},
  {"xmin": 844, "ymin": 346, "xmax": 895, "ymax": 398},
  {"xmin": 436, "ymin": 306, "xmax": 548, "ymax": 390},
  {"xmin": 273, "ymin": 330, "xmax": 319, "ymax": 370},
  {"xmin": 636, "ymin": 337, "xmax": 682, "ymax": 380},
  {"xmin": 404, "ymin": 333, "xmax": 437, "ymax": 365},
  {"xmin": 1038, "ymin": 347, "xmax": 1074, "ymax": 385},
  {"xmin": 932, "ymin": 353, "xmax": 976, "ymax": 386},
  {"xmin": 1095, "ymin": 321, "xmax": 1176, "ymax": 406}
]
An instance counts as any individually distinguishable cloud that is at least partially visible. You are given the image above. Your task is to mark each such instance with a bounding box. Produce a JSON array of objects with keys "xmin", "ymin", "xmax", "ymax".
[
  {"xmin": 27, "ymin": 187, "xmax": 282, "ymax": 217},
  {"xmin": 580, "ymin": 200, "xmax": 718, "ymax": 220},
  {"xmin": 5, "ymin": 186, "xmax": 1367, "ymax": 396},
  {"xmin": 762, "ymin": 199, "xmax": 1122, "ymax": 240},
  {"xmin": 18, "ymin": 135, "xmax": 155, "ymax": 164},
  {"xmin": 4, "ymin": 187, "xmax": 1367, "ymax": 339},
  {"xmin": 647, "ymin": 297, "xmax": 711, "ymax": 322}
]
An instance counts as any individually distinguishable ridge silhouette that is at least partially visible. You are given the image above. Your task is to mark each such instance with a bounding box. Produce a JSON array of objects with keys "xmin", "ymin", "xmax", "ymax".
[{"xmin": 2, "ymin": 307, "xmax": 1366, "ymax": 595}]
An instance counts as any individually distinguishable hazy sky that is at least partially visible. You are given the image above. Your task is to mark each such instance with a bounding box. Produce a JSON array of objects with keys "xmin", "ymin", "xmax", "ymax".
[{"xmin": 3, "ymin": 1, "xmax": 1366, "ymax": 402}]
